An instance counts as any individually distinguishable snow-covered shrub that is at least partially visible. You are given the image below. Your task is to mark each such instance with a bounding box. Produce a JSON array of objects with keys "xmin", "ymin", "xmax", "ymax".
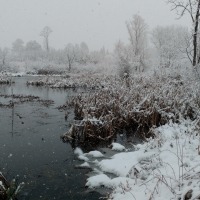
[{"xmin": 27, "ymin": 73, "xmax": 114, "ymax": 89}]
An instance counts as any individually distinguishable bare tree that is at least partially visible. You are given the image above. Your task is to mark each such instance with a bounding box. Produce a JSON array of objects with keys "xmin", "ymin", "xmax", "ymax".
[
  {"xmin": 40, "ymin": 26, "xmax": 52, "ymax": 52},
  {"xmin": 126, "ymin": 14, "xmax": 148, "ymax": 72},
  {"xmin": 64, "ymin": 43, "xmax": 76, "ymax": 72},
  {"xmin": 168, "ymin": 0, "xmax": 200, "ymax": 66}
]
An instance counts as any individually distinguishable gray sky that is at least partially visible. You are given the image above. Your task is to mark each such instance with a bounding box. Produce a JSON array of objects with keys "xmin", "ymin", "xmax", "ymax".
[{"xmin": 0, "ymin": 0, "xmax": 191, "ymax": 51}]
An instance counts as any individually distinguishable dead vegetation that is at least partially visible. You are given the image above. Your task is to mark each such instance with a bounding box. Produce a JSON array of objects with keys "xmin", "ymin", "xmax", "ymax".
[
  {"xmin": 27, "ymin": 73, "xmax": 113, "ymax": 89},
  {"xmin": 0, "ymin": 173, "xmax": 23, "ymax": 200},
  {"xmin": 61, "ymin": 71, "xmax": 200, "ymax": 143},
  {"xmin": 0, "ymin": 94, "xmax": 54, "ymax": 107},
  {"xmin": 0, "ymin": 77, "xmax": 13, "ymax": 85}
]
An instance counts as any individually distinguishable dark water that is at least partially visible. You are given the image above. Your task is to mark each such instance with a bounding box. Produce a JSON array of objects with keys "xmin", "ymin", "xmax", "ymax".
[{"xmin": 0, "ymin": 76, "xmax": 102, "ymax": 200}]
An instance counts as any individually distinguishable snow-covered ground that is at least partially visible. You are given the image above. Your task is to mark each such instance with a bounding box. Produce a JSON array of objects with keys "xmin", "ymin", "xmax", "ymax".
[{"xmin": 75, "ymin": 120, "xmax": 200, "ymax": 199}]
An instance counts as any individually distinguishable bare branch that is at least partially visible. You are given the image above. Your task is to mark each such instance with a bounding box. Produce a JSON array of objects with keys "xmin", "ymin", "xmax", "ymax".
[
  {"xmin": 168, "ymin": 0, "xmax": 195, "ymax": 22},
  {"xmin": 168, "ymin": 0, "xmax": 200, "ymax": 66}
]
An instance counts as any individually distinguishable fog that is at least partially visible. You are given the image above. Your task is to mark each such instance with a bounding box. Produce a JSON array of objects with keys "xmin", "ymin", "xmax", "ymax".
[{"xmin": 0, "ymin": 0, "xmax": 190, "ymax": 50}]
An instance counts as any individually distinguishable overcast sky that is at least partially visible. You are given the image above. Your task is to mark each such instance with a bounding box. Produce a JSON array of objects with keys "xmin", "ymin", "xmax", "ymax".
[{"xmin": 0, "ymin": 0, "xmax": 191, "ymax": 51}]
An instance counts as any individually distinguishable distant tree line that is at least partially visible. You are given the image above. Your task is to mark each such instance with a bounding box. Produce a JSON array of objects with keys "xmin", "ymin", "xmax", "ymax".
[
  {"xmin": 1, "ymin": 3, "xmax": 200, "ymax": 76},
  {"xmin": 114, "ymin": 13, "xmax": 195, "ymax": 77}
]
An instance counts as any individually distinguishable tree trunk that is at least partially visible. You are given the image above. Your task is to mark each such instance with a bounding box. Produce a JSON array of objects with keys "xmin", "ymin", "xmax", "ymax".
[
  {"xmin": 46, "ymin": 37, "xmax": 49, "ymax": 52},
  {"xmin": 193, "ymin": 0, "xmax": 200, "ymax": 66},
  {"xmin": 68, "ymin": 62, "xmax": 71, "ymax": 72}
]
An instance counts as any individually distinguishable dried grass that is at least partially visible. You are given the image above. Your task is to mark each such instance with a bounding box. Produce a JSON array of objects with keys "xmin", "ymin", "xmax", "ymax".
[{"xmin": 62, "ymin": 71, "xmax": 200, "ymax": 142}]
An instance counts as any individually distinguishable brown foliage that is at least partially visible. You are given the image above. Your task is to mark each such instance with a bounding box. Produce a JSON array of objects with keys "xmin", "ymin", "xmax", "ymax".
[{"xmin": 62, "ymin": 73, "xmax": 200, "ymax": 142}]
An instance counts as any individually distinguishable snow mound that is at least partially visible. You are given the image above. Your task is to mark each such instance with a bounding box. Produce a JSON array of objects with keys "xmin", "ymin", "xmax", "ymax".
[
  {"xmin": 85, "ymin": 150, "xmax": 104, "ymax": 158},
  {"xmin": 99, "ymin": 151, "xmax": 155, "ymax": 177},
  {"xmin": 74, "ymin": 147, "xmax": 83, "ymax": 156},
  {"xmin": 78, "ymin": 155, "xmax": 89, "ymax": 162},
  {"xmin": 86, "ymin": 175, "xmax": 135, "ymax": 190},
  {"xmin": 86, "ymin": 174, "xmax": 111, "ymax": 188},
  {"xmin": 111, "ymin": 143, "xmax": 125, "ymax": 151},
  {"xmin": 79, "ymin": 162, "xmax": 90, "ymax": 168}
]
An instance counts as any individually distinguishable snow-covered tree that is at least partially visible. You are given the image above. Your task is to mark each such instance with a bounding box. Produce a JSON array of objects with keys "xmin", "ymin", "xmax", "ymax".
[
  {"xmin": 64, "ymin": 43, "xmax": 76, "ymax": 72},
  {"xmin": 12, "ymin": 39, "xmax": 24, "ymax": 53},
  {"xmin": 151, "ymin": 25, "xmax": 189, "ymax": 67},
  {"xmin": 40, "ymin": 26, "xmax": 52, "ymax": 52},
  {"xmin": 25, "ymin": 40, "xmax": 42, "ymax": 52},
  {"xmin": 89, "ymin": 47, "xmax": 106, "ymax": 65},
  {"xmin": 114, "ymin": 40, "xmax": 132, "ymax": 77},
  {"xmin": 78, "ymin": 42, "xmax": 89, "ymax": 64},
  {"xmin": 126, "ymin": 14, "xmax": 148, "ymax": 72},
  {"xmin": 25, "ymin": 40, "xmax": 42, "ymax": 60}
]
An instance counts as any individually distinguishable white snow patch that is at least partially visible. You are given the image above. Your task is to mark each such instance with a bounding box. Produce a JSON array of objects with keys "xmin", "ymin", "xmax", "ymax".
[
  {"xmin": 79, "ymin": 162, "xmax": 90, "ymax": 168},
  {"xmin": 78, "ymin": 155, "xmax": 89, "ymax": 162},
  {"xmin": 85, "ymin": 150, "xmax": 104, "ymax": 158},
  {"xmin": 99, "ymin": 151, "xmax": 155, "ymax": 177},
  {"xmin": 74, "ymin": 147, "xmax": 83, "ymax": 156},
  {"xmin": 86, "ymin": 120, "xmax": 200, "ymax": 199},
  {"xmin": 111, "ymin": 143, "xmax": 125, "ymax": 151},
  {"xmin": 86, "ymin": 174, "xmax": 111, "ymax": 188}
]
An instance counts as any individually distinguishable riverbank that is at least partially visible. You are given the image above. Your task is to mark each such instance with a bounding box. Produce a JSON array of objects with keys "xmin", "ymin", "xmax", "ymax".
[{"xmin": 80, "ymin": 119, "xmax": 200, "ymax": 199}]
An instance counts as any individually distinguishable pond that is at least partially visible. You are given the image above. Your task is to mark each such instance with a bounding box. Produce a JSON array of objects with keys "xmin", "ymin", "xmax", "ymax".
[{"xmin": 0, "ymin": 76, "xmax": 102, "ymax": 200}]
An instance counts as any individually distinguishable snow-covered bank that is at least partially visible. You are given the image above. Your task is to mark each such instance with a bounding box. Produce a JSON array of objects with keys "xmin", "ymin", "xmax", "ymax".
[
  {"xmin": 26, "ymin": 73, "xmax": 113, "ymax": 89},
  {"xmin": 78, "ymin": 120, "xmax": 200, "ymax": 199}
]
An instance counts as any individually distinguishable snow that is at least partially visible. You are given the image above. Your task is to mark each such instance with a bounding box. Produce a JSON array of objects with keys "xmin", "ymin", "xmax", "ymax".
[
  {"xmin": 82, "ymin": 120, "xmax": 200, "ymax": 199},
  {"xmin": 75, "ymin": 147, "xmax": 90, "ymax": 161},
  {"xmin": 86, "ymin": 174, "xmax": 111, "ymax": 188},
  {"xmin": 111, "ymin": 143, "xmax": 126, "ymax": 151},
  {"xmin": 0, "ymin": 181, "xmax": 5, "ymax": 190},
  {"xmin": 79, "ymin": 162, "xmax": 90, "ymax": 168},
  {"xmin": 74, "ymin": 147, "xmax": 83, "ymax": 156},
  {"xmin": 99, "ymin": 151, "xmax": 155, "ymax": 177},
  {"xmin": 8, "ymin": 153, "xmax": 13, "ymax": 158},
  {"xmin": 78, "ymin": 155, "xmax": 89, "ymax": 162}
]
